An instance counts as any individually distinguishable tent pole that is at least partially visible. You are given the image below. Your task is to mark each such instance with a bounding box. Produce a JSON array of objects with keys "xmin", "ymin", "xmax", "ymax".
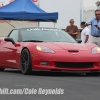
[
  {"xmin": 38, "ymin": 21, "xmax": 40, "ymax": 27},
  {"xmin": 54, "ymin": 22, "xmax": 55, "ymax": 28},
  {"xmin": 38, "ymin": 0, "xmax": 40, "ymax": 27}
]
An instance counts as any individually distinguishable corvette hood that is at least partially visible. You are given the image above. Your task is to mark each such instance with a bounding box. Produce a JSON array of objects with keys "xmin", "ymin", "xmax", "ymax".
[{"xmin": 34, "ymin": 42, "xmax": 95, "ymax": 51}]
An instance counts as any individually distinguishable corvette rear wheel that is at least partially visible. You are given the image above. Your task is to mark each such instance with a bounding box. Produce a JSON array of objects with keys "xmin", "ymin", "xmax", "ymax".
[
  {"xmin": 0, "ymin": 68, "xmax": 5, "ymax": 71},
  {"xmin": 21, "ymin": 48, "xmax": 32, "ymax": 75}
]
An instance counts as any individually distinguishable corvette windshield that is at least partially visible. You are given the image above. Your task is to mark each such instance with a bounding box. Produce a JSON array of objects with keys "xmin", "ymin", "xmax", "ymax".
[{"xmin": 20, "ymin": 28, "xmax": 77, "ymax": 43}]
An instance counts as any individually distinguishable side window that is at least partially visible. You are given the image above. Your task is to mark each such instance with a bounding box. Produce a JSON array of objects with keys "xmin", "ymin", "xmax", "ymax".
[{"xmin": 8, "ymin": 30, "xmax": 18, "ymax": 42}]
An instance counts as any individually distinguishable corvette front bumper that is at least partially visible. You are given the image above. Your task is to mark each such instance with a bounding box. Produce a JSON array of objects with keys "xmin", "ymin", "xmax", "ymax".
[{"xmin": 31, "ymin": 52, "xmax": 100, "ymax": 71}]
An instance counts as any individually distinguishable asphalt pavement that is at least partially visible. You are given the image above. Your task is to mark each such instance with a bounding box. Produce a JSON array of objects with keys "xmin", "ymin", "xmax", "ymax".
[{"xmin": 0, "ymin": 69, "xmax": 100, "ymax": 100}]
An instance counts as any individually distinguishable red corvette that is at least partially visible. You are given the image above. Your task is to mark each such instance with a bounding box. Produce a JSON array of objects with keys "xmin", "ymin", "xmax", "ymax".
[{"xmin": 0, "ymin": 26, "xmax": 100, "ymax": 75}]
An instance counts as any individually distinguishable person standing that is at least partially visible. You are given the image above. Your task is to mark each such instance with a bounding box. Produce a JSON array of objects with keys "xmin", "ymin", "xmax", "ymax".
[
  {"xmin": 80, "ymin": 22, "xmax": 90, "ymax": 44},
  {"xmin": 86, "ymin": 9, "xmax": 100, "ymax": 47},
  {"xmin": 65, "ymin": 19, "xmax": 79, "ymax": 39}
]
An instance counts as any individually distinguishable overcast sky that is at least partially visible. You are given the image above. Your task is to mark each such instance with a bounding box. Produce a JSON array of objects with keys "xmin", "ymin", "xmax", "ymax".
[
  {"xmin": 0, "ymin": 0, "xmax": 98, "ymax": 8},
  {"xmin": 0, "ymin": 0, "xmax": 8, "ymax": 2},
  {"xmin": 84, "ymin": 0, "xmax": 97, "ymax": 8}
]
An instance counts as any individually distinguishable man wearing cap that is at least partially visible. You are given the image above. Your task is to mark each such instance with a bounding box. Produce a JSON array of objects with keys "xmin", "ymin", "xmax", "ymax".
[{"xmin": 80, "ymin": 21, "xmax": 90, "ymax": 44}]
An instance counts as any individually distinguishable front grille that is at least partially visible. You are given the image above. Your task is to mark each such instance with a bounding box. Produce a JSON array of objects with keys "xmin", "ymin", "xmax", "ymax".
[{"xmin": 55, "ymin": 62, "xmax": 93, "ymax": 68}]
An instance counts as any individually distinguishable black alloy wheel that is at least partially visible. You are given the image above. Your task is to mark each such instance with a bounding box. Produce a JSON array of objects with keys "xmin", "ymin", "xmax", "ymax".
[{"xmin": 21, "ymin": 48, "xmax": 32, "ymax": 75}]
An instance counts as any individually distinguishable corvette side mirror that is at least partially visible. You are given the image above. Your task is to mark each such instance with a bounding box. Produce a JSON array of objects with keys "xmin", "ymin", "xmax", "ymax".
[
  {"xmin": 76, "ymin": 39, "xmax": 82, "ymax": 43},
  {"xmin": 4, "ymin": 37, "xmax": 15, "ymax": 44}
]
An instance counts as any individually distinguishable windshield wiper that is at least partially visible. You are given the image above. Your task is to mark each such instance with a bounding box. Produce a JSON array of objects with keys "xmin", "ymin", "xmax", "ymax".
[{"xmin": 23, "ymin": 40, "xmax": 44, "ymax": 42}]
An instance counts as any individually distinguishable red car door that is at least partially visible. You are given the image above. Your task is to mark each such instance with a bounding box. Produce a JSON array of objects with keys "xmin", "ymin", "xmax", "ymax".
[
  {"xmin": 0, "ymin": 38, "xmax": 6, "ymax": 67},
  {"xmin": 1, "ymin": 30, "xmax": 19, "ymax": 68},
  {"xmin": 2, "ymin": 42, "xmax": 18, "ymax": 68}
]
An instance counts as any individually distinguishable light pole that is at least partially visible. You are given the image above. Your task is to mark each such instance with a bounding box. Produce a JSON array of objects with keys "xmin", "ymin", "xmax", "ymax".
[{"xmin": 80, "ymin": 0, "xmax": 83, "ymax": 23}]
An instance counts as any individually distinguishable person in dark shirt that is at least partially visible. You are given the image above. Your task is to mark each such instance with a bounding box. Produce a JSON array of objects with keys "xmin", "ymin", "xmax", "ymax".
[{"xmin": 65, "ymin": 19, "xmax": 79, "ymax": 39}]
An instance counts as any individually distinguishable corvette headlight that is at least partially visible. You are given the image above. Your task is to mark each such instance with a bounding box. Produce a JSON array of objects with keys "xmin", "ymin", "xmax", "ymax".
[
  {"xmin": 36, "ymin": 46, "xmax": 55, "ymax": 53},
  {"xmin": 91, "ymin": 47, "xmax": 100, "ymax": 54}
]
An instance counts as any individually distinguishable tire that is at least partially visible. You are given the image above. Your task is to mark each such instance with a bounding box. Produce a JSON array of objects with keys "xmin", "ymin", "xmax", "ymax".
[
  {"xmin": 0, "ymin": 68, "xmax": 5, "ymax": 71},
  {"xmin": 20, "ymin": 48, "xmax": 32, "ymax": 75}
]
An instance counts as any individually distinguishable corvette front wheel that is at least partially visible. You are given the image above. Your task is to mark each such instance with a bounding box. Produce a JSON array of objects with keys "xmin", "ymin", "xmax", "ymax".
[{"xmin": 20, "ymin": 48, "xmax": 32, "ymax": 75}]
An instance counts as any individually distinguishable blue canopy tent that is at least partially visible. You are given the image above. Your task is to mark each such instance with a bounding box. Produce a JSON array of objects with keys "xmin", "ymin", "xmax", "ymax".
[{"xmin": 0, "ymin": 0, "xmax": 58, "ymax": 22}]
